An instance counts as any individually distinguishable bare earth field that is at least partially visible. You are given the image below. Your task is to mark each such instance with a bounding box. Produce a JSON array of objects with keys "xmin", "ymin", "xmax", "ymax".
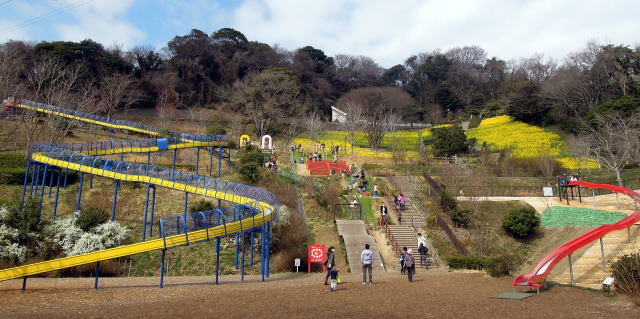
[{"xmin": 0, "ymin": 271, "xmax": 638, "ymax": 319}]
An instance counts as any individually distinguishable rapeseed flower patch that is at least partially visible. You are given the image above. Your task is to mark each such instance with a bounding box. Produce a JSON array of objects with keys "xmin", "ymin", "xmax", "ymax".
[{"xmin": 467, "ymin": 115, "xmax": 598, "ymax": 169}]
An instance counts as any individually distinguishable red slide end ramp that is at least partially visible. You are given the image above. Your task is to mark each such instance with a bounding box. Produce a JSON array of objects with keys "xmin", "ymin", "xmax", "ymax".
[{"xmin": 512, "ymin": 181, "xmax": 640, "ymax": 290}]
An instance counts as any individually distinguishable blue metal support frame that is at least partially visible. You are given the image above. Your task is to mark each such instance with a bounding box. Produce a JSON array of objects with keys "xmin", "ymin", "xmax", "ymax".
[
  {"xmin": 266, "ymin": 222, "xmax": 271, "ymax": 277},
  {"xmin": 111, "ymin": 180, "xmax": 120, "ymax": 221},
  {"xmin": 142, "ymin": 183, "xmax": 151, "ymax": 241},
  {"xmin": 234, "ymin": 207, "xmax": 240, "ymax": 269},
  {"xmin": 32, "ymin": 163, "xmax": 40, "ymax": 195},
  {"xmin": 241, "ymin": 231, "xmax": 246, "ymax": 281},
  {"xmin": 52, "ymin": 171, "xmax": 61, "ymax": 220},
  {"xmin": 195, "ymin": 148, "xmax": 200, "ymax": 176},
  {"xmin": 183, "ymin": 192, "xmax": 189, "ymax": 221},
  {"xmin": 94, "ymin": 262, "xmax": 100, "ymax": 289},
  {"xmin": 20, "ymin": 160, "xmax": 31, "ymax": 205},
  {"xmin": 218, "ymin": 146, "xmax": 222, "ymax": 177},
  {"xmin": 209, "ymin": 147, "xmax": 213, "ymax": 177},
  {"xmin": 149, "ymin": 185, "xmax": 156, "ymax": 237},
  {"xmin": 215, "ymin": 212, "xmax": 221, "ymax": 285},
  {"xmin": 261, "ymin": 223, "xmax": 266, "ymax": 282},
  {"xmin": 89, "ymin": 174, "xmax": 94, "ymax": 189},
  {"xmin": 159, "ymin": 249, "xmax": 166, "ymax": 288},
  {"xmin": 63, "ymin": 168, "xmax": 68, "ymax": 189},
  {"xmin": 172, "ymin": 149, "xmax": 177, "ymax": 181},
  {"xmin": 22, "ymin": 277, "xmax": 27, "ymax": 290},
  {"xmin": 75, "ymin": 173, "xmax": 84, "ymax": 211},
  {"xmin": 250, "ymin": 231, "xmax": 255, "ymax": 266},
  {"xmin": 48, "ymin": 170, "xmax": 54, "ymax": 198},
  {"xmin": 37, "ymin": 165, "xmax": 48, "ymax": 219}
]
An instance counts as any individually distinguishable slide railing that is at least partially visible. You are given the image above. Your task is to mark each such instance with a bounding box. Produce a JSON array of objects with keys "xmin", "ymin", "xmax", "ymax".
[
  {"xmin": 513, "ymin": 181, "xmax": 640, "ymax": 291},
  {"xmin": 0, "ymin": 99, "xmax": 277, "ymax": 286}
]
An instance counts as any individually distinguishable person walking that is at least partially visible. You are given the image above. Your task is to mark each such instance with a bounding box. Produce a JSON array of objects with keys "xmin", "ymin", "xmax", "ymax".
[
  {"xmin": 405, "ymin": 249, "xmax": 416, "ymax": 282},
  {"xmin": 361, "ymin": 244, "xmax": 373, "ymax": 284},
  {"xmin": 324, "ymin": 246, "xmax": 336, "ymax": 285},
  {"xmin": 417, "ymin": 233, "xmax": 428, "ymax": 267},
  {"xmin": 400, "ymin": 246, "xmax": 408, "ymax": 275},
  {"xmin": 329, "ymin": 266, "xmax": 340, "ymax": 292}
]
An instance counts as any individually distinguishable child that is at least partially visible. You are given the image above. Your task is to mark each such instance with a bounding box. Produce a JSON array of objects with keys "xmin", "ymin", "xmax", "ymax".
[{"xmin": 329, "ymin": 266, "xmax": 340, "ymax": 292}]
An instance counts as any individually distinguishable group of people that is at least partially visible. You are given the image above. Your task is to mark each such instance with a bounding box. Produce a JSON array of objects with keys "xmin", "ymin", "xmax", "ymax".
[
  {"xmin": 394, "ymin": 194, "xmax": 406, "ymax": 210},
  {"xmin": 265, "ymin": 154, "xmax": 278, "ymax": 172},
  {"xmin": 324, "ymin": 235, "xmax": 429, "ymax": 291},
  {"xmin": 399, "ymin": 233, "xmax": 429, "ymax": 282},
  {"xmin": 557, "ymin": 174, "xmax": 580, "ymax": 186}
]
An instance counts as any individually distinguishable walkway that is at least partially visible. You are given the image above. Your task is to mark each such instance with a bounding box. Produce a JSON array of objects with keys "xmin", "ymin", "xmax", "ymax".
[{"xmin": 335, "ymin": 220, "xmax": 385, "ymax": 274}]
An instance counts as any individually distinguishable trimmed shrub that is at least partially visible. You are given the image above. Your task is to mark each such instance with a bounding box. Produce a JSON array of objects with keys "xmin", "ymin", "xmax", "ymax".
[
  {"xmin": 76, "ymin": 207, "xmax": 110, "ymax": 231},
  {"xmin": 440, "ymin": 190, "xmax": 458, "ymax": 211},
  {"xmin": 206, "ymin": 124, "xmax": 226, "ymax": 135},
  {"xmin": 237, "ymin": 146, "xmax": 264, "ymax": 184},
  {"xmin": 502, "ymin": 206, "xmax": 539, "ymax": 239},
  {"xmin": 451, "ymin": 209, "xmax": 472, "ymax": 228},
  {"xmin": 447, "ymin": 255, "xmax": 486, "ymax": 270},
  {"xmin": 189, "ymin": 199, "xmax": 214, "ymax": 213},
  {"xmin": 4, "ymin": 198, "xmax": 41, "ymax": 239},
  {"xmin": 485, "ymin": 254, "xmax": 521, "ymax": 277},
  {"xmin": 432, "ymin": 125, "xmax": 469, "ymax": 157},
  {"xmin": 0, "ymin": 168, "xmax": 26, "ymax": 184},
  {"xmin": 611, "ymin": 253, "xmax": 640, "ymax": 306}
]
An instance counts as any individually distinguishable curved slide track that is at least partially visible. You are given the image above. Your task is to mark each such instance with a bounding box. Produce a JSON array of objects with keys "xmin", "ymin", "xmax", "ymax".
[
  {"xmin": 513, "ymin": 181, "xmax": 640, "ymax": 291},
  {"xmin": 0, "ymin": 99, "xmax": 278, "ymax": 288}
]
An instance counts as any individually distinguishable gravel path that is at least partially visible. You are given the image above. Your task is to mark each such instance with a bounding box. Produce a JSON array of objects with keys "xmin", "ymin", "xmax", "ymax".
[{"xmin": 1, "ymin": 272, "xmax": 638, "ymax": 318}]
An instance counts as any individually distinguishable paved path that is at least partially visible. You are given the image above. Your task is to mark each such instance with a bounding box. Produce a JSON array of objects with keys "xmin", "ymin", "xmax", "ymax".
[
  {"xmin": 335, "ymin": 220, "xmax": 385, "ymax": 274},
  {"xmin": 457, "ymin": 190, "xmax": 639, "ymax": 215}
]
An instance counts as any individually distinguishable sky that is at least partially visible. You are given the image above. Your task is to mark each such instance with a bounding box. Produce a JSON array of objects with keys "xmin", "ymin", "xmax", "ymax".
[{"xmin": 0, "ymin": 0, "xmax": 638, "ymax": 67}]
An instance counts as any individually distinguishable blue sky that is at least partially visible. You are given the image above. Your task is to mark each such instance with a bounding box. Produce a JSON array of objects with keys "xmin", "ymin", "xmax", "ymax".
[{"xmin": 1, "ymin": 0, "xmax": 639, "ymax": 67}]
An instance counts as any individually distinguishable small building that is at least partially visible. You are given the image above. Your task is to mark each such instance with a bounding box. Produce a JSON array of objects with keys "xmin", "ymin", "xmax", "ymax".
[{"xmin": 331, "ymin": 106, "xmax": 347, "ymax": 123}]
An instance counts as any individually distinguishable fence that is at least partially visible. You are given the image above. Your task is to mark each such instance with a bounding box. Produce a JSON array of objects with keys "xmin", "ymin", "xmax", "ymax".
[{"xmin": 333, "ymin": 203, "xmax": 363, "ymax": 221}]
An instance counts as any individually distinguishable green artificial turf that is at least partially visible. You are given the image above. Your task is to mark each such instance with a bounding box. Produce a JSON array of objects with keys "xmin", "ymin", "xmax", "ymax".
[{"xmin": 541, "ymin": 206, "xmax": 628, "ymax": 227}]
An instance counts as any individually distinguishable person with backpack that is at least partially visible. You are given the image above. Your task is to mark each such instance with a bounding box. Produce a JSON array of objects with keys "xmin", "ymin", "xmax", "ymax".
[
  {"xmin": 418, "ymin": 243, "xmax": 428, "ymax": 267},
  {"xmin": 361, "ymin": 244, "xmax": 373, "ymax": 284},
  {"xmin": 324, "ymin": 246, "xmax": 336, "ymax": 285},
  {"xmin": 405, "ymin": 249, "xmax": 416, "ymax": 282},
  {"xmin": 400, "ymin": 246, "xmax": 408, "ymax": 275}
]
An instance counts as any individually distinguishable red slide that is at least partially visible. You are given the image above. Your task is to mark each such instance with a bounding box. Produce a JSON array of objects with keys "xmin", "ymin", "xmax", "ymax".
[{"xmin": 512, "ymin": 181, "xmax": 640, "ymax": 290}]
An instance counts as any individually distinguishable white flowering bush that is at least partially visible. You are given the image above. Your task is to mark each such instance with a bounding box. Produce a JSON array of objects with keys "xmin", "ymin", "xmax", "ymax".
[
  {"xmin": 0, "ymin": 224, "xmax": 27, "ymax": 263},
  {"xmin": 43, "ymin": 218, "xmax": 130, "ymax": 257},
  {"xmin": 45, "ymin": 218, "xmax": 84, "ymax": 253},
  {"xmin": 68, "ymin": 233, "xmax": 105, "ymax": 256},
  {"xmin": 0, "ymin": 205, "xmax": 8, "ymax": 222},
  {"xmin": 94, "ymin": 221, "xmax": 129, "ymax": 248}
]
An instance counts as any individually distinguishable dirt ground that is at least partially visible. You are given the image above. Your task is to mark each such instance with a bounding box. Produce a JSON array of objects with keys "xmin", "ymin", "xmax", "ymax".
[{"xmin": 1, "ymin": 271, "xmax": 638, "ymax": 319}]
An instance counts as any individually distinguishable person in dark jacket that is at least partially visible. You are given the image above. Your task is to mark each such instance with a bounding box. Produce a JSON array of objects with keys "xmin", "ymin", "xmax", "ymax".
[
  {"xmin": 405, "ymin": 249, "xmax": 416, "ymax": 282},
  {"xmin": 324, "ymin": 246, "xmax": 336, "ymax": 285}
]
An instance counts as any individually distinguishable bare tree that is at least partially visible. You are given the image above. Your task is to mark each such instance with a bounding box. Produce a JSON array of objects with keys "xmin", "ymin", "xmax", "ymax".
[
  {"xmin": 18, "ymin": 57, "xmax": 93, "ymax": 153},
  {"xmin": 98, "ymin": 73, "xmax": 132, "ymax": 119},
  {"xmin": 537, "ymin": 147, "xmax": 558, "ymax": 186},
  {"xmin": 338, "ymin": 101, "xmax": 365, "ymax": 154},
  {"xmin": 580, "ymin": 113, "xmax": 640, "ymax": 186},
  {"xmin": 233, "ymin": 68, "xmax": 303, "ymax": 137},
  {"xmin": 336, "ymin": 87, "xmax": 413, "ymax": 150},
  {"xmin": 304, "ymin": 111, "xmax": 324, "ymax": 149},
  {"xmin": 282, "ymin": 117, "xmax": 300, "ymax": 149}
]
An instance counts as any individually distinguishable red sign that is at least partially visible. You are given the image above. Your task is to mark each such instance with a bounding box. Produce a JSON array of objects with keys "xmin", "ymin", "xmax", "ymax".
[{"xmin": 308, "ymin": 244, "xmax": 326, "ymax": 273}]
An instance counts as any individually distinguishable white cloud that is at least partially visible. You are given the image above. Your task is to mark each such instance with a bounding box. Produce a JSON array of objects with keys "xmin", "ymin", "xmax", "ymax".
[
  {"xmin": 231, "ymin": 0, "xmax": 640, "ymax": 67},
  {"xmin": 54, "ymin": 0, "xmax": 145, "ymax": 49}
]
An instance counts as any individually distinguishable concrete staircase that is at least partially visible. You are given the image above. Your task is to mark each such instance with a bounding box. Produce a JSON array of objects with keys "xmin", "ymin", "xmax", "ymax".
[
  {"xmin": 550, "ymin": 225, "xmax": 640, "ymax": 289},
  {"xmin": 387, "ymin": 224, "xmax": 419, "ymax": 253},
  {"xmin": 336, "ymin": 220, "xmax": 385, "ymax": 274}
]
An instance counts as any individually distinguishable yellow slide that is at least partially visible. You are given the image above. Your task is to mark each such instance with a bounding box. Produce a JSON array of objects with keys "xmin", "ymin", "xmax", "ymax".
[{"xmin": 0, "ymin": 99, "xmax": 276, "ymax": 283}]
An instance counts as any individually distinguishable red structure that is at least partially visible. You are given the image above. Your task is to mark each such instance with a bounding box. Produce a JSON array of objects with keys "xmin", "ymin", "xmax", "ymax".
[
  {"xmin": 513, "ymin": 180, "xmax": 640, "ymax": 292},
  {"xmin": 307, "ymin": 244, "xmax": 326, "ymax": 273},
  {"xmin": 306, "ymin": 161, "xmax": 350, "ymax": 176}
]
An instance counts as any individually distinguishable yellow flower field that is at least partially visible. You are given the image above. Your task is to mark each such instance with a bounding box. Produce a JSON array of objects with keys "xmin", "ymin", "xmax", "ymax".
[{"xmin": 467, "ymin": 115, "xmax": 598, "ymax": 169}]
